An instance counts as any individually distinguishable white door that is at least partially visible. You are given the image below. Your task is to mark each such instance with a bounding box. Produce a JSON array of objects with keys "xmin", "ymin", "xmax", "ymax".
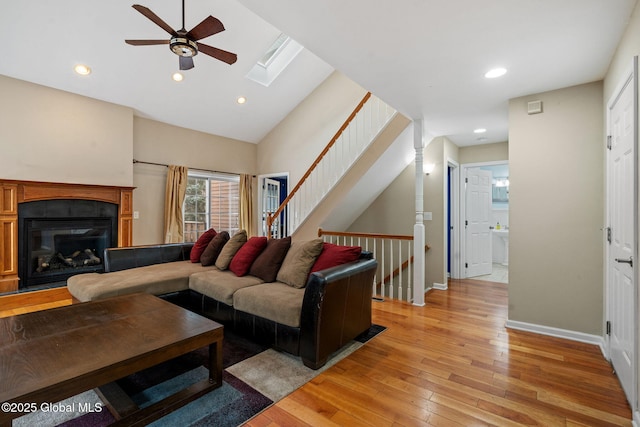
[
  {"xmin": 465, "ymin": 168, "xmax": 493, "ymax": 277},
  {"xmin": 606, "ymin": 58, "xmax": 637, "ymax": 406},
  {"xmin": 262, "ymin": 178, "xmax": 281, "ymax": 238}
]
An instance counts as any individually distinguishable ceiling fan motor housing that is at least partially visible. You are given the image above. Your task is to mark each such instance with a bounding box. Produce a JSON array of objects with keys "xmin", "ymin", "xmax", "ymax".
[{"xmin": 170, "ymin": 37, "xmax": 198, "ymax": 57}]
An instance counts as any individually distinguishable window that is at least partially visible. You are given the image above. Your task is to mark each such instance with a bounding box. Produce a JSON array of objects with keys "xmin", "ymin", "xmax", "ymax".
[{"xmin": 183, "ymin": 173, "xmax": 239, "ymax": 242}]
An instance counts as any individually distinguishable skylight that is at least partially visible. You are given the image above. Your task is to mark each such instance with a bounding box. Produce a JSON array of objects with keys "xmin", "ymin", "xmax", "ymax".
[
  {"xmin": 246, "ymin": 33, "xmax": 303, "ymax": 87},
  {"xmin": 257, "ymin": 33, "xmax": 290, "ymax": 68}
]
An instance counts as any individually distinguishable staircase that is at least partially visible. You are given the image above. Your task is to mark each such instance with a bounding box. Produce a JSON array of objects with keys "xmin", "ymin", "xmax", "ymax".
[{"xmin": 267, "ymin": 92, "xmax": 407, "ymax": 238}]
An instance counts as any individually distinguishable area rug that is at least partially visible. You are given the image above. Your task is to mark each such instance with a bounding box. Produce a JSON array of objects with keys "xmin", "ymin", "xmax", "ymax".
[{"xmin": 14, "ymin": 325, "xmax": 385, "ymax": 427}]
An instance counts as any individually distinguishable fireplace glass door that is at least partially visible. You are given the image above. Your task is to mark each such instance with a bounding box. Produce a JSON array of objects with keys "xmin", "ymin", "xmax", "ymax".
[
  {"xmin": 25, "ymin": 219, "xmax": 111, "ymax": 286},
  {"xmin": 18, "ymin": 199, "xmax": 118, "ymax": 290}
]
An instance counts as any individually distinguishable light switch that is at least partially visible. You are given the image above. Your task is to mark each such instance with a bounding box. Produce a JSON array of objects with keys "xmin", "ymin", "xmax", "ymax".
[{"xmin": 424, "ymin": 212, "xmax": 432, "ymax": 221}]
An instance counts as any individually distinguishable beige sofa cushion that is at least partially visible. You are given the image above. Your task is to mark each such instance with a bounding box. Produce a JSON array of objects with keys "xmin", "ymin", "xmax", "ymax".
[
  {"xmin": 189, "ymin": 269, "xmax": 264, "ymax": 306},
  {"xmin": 233, "ymin": 282, "xmax": 305, "ymax": 328},
  {"xmin": 67, "ymin": 261, "xmax": 217, "ymax": 302}
]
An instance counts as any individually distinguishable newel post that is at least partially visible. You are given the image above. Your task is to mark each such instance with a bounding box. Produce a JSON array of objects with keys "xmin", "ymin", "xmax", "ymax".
[{"xmin": 413, "ymin": 120, "xmax": 426, "ymax": 306}]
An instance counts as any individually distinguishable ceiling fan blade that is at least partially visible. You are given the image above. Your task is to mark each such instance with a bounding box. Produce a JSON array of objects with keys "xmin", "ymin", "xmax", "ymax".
[
  {"xmin": 180, "ymin": 56, "xmax": 195, "ymax": 70},
  {"xmin": 186, "ymin": 16, "xmax": 225, "ymax": 41},
  {"xmin": 197, "ymin": 43, "xmax": 237, "ymax": 65},
  {"xmin": 132, "ymin": 4, "xmax": 177, "ymax": 36},
  {"xmin": 125, "ymin": 39, "xmax": 169, "ymax": 46}
]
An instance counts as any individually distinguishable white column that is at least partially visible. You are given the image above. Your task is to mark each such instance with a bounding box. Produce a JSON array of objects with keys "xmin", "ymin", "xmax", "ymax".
[{"xmin": 413, "ymin": 119, "xmax": 426, "ymax": 306}]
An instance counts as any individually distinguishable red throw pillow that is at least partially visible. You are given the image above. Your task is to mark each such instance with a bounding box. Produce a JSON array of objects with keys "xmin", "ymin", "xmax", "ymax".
[
  {"xmin": 190, "ymin": 228, "xmax": 217, "ymax": 262},
  {"xmin": 310, "ymin": 243, "xmax": 361, "ymax": 273},
  {"xmin": 229, "ymin": 236, "xmax": 268, "ymax": 276}
]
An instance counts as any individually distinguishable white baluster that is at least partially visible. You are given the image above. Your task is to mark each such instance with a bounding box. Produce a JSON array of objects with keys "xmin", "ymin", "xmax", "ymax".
[
  {"xmin": 389, "ymin": 239, "xmax": 394, "ymax": 299},
  {"xmin": 407, "ymin": 240, "xmax": 412, "ymax": 302},
  {"xmin": 398, "ymin": 240, "xmax": 403, "ymax": 300}
]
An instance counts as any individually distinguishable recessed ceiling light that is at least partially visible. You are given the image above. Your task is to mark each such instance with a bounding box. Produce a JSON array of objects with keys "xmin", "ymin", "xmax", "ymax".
[
  {"xmin": 484, "ymin": 67, "xmax": 507, "ymax": 79},
  {"xmin": 237, "ymin": 96, "xmax": 247, "ymax": 104},
  {"xmin": 474, "ymin": 128, "xmax": 487, "ymax": 134},
  {"xmin": 74, "ymin": 64, "xmax": 91, "ymax": 75},
  {"xmin": 172, "ymin": 72, "xmax": 184, "ymax": 82}
]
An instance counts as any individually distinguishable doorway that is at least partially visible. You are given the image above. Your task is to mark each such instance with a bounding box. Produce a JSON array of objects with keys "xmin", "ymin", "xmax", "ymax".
[
  {"xmin": 458, "ymin": 161, "xmax": 509, "ymax": 283},
  {"xmin": 257, "ymin": 173, "xmax": 289, "ymax": 238},
  {"xmin": 605, "ymin": 56, "xmax": 637, "ymax": 410}
]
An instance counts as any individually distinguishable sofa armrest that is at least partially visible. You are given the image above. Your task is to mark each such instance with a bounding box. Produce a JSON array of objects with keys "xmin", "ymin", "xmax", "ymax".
[
  {"xmin": 103, "ymin": 243, "xmax": 194, "ymax": 272},
  {"xmin": 298, "ymin": 257, "xmax": 377, "ymax": 369}
]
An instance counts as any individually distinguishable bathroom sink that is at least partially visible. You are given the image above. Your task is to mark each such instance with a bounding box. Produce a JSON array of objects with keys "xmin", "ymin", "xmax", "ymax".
[{"xmin": 492, "ymin": 229, "xmax": 509, "ymax": 265}]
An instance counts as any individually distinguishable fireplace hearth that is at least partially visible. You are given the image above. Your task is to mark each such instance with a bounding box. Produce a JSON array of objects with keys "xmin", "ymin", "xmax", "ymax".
[{"xmin": 18, "ymin": 200, "xmax": 118, "ymax": 290}]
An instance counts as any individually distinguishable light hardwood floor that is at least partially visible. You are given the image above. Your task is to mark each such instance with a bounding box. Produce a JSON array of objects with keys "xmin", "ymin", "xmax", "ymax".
[
  {"xmin": 0, "ymin": 280, "xmax": 632, "ymax": 425},
  {"xmin": 248, "ymin": 279, "xmax": 632, "ymax": 426}
]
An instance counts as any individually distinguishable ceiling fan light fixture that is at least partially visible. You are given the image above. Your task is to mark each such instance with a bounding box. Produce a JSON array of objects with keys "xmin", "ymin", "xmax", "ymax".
[{"xmin": 170, "ymin": 37, "xmax": 198, "ymax": 57}]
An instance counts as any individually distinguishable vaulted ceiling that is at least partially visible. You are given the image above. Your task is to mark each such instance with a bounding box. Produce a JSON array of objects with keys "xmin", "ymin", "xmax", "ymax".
[{"xmin": 1, "ymin": 0, "xmax": 637, "ymax": 146}]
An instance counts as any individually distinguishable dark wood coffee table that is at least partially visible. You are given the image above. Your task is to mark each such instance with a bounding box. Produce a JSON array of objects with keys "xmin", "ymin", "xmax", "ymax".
[{"xmin": 0, "ymin": 293, "xmax": 223, "ymax": 426}]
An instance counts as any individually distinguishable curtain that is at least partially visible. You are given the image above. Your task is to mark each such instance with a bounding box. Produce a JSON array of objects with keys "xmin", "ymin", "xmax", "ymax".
[
  {"xmin": 163, "ymin": 165, "xmax": 188, "ymax": 243},
  {"xmin": 239, "ymin": 174, "xmax": 255, "ymax": 237}
]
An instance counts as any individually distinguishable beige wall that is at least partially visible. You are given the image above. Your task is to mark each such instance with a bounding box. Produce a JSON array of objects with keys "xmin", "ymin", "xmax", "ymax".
[
  {"xmin": 347, "ymin": 137, "xmax": 510, "ymax": 289},
  {"xmin": 0, "ymin": 75, "xmax": 133, "ymax": 187},
  {"xmin": 132, "ymin": 117, "xmax": 257, "ymax": 245},
  {"xmin": 459, "ymin": 141, "xmax": 508, "ymax": 164},
  {"xmin": 508, "ymin": 81, "xmax": 604, "ymax": 335},
  {"xmin": 257, "ymin": 71, "xmax": 366, "ymax": 180},
  {"xmin": 0, "ymin": 75, "xmax": 257, "ymax": 246},
  {"xmin": 423, "ymin": 137, "xmax": 447, "ymax": 287},
  {"xmin": 348, "ymin": 136, "xmax": 461, "ymax": 289}
]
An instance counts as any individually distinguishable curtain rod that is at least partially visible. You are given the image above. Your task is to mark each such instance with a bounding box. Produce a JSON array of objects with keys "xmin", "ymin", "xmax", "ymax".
[{"xmin": 133, "ymin": 159, "xmax": 255, "ymax": 178}]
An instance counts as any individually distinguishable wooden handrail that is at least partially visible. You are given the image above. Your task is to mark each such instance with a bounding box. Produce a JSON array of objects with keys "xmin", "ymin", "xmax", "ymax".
[
  {"xmin": 267, "ymin": 92, "xmax": 372, "ymax": 235},
  {"xmin": 318, "ymin": 228, "xmax": 413, "ymax": 241}
]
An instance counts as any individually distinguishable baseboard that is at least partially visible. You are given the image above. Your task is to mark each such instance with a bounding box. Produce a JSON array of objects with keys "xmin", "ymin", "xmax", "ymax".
[
  {"xmin": 505, "ymin": 319, "xmax": 606, "ymax": 356},
  {"xmin": 634, "ymin": 410, "xmax": 640, "ymax": 427},
  {"xmin": 432, "ymin": 282, "xmax": 448, "ymax": 291}
]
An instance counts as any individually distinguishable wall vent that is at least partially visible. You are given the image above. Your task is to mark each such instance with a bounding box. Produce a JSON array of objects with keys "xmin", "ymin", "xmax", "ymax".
[{"xmin": 527, "ymin": 100, "xmax": 543, "ymax": 115}]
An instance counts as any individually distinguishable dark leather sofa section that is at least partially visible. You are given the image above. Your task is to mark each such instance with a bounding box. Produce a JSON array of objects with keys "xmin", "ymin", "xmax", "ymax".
[
  {"xmin": 100, "ymin": 243, "xmax": 378, "ymax": 370},
  {"xmin": 194, "ymin": 252, "xmax": 377, "ymax": 369},
  {"xmin": 103, "ymin": 243, "xmax": 193, "ymax": 272}
]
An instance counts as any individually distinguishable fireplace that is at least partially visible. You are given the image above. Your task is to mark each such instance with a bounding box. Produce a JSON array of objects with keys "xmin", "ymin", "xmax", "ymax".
[
  {"xmin": 18, "ymin": 200, "xmax": 118, "ymax": 289},
  {"xmin": 0, "ymin": 180, "xmax": 133, "ymax": 294}
]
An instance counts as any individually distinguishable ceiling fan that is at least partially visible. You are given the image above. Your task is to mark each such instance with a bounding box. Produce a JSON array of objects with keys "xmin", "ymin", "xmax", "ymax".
[{"xmin": 125, "ymin": 1, "xmax": 237, "ymax": 70}]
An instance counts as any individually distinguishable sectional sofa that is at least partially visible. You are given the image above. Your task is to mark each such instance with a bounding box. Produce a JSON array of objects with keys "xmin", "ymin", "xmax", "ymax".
[{"xmin": 67, "ymin": 230, "xmax": 378, "ymax": 369}]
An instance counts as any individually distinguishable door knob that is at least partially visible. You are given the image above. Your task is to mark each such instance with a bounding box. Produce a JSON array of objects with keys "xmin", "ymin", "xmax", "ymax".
[{"xmin": 615, "ymin": 256, "xmax": 633, "ymax": 267}]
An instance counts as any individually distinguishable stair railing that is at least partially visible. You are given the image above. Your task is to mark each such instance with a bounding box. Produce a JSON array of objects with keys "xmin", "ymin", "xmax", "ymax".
[
  {"xmin": 318, "ymin": 228, "xmax": 429, "ymax": 303},
  {"xmin": 266, "ymin": 92, "xmax": 397, "ymax": 237}
]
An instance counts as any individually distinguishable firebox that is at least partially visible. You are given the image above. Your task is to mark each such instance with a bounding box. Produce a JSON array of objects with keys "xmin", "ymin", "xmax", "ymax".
[{"xmin": 18, "ymin": 200, "xmax": 118, "ymax": 289}]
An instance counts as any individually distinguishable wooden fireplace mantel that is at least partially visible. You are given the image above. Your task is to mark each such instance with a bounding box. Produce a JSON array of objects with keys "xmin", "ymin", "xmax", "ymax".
[{"xmin": 0, "ymin": 180, "xmax": 134, "ymax": 293}]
